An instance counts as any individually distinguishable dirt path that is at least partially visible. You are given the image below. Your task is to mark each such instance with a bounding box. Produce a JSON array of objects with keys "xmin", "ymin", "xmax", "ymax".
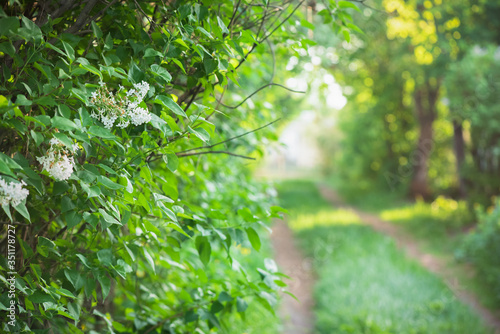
[
  {"xmin": 270, "ymin": 220, "xmax": 315, "ymax": 334},
  {"xmin": 318, "ymin": 184, "xmax": 500, "ymax": 333}
]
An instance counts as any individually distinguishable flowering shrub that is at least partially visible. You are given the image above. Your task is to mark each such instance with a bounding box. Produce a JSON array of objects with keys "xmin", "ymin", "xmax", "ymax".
[
  {"xmin": 89, "ymin": 81, "xmax": 151, "ymax": 128},
  {"xmin": 0, "ymin": 178, "xmax": 29, "ymax": 207},
  {"xmin": 36, "ymin": 138, "xmax": 78, "ymax": 181},
  {"xmin": 0, "ymin": 1, "xmax": 358, "ymax": 333}
]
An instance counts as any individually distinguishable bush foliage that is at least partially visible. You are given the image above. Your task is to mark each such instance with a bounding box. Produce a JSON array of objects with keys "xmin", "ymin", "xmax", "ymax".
[{"xmin": 0, "ymin": 0, "xmax": 363, "ymax": 331}]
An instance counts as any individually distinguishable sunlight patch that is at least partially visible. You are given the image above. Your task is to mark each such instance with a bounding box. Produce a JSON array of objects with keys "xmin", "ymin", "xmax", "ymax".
[{"xmin": 289, "ymin": 209, "xmax": 361, "ymax": 231}]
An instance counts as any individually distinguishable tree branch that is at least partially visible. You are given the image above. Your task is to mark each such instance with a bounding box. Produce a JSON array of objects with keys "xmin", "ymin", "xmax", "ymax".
[
  {"xmin": 178, "ymin": 118, "xmax": 281, "ymax": 154},
  {"xmin": 260, "ymin": 0, "xmax": 306, "ymax": 43},
  {"xmin": 176, "ymin": 150, "xmax": 255, "ymax": 160},
  {"xmin": 218, "ymin": 83, "xmax": 305, "ymax": 109},
  {"xmin": 64, "ymin": 0, "xmax": 99, "ymax": 35}
]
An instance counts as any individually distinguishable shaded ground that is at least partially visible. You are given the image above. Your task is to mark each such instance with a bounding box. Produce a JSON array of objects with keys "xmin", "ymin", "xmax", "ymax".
[
  {"xmin": 271, "ymin": 220, "xmax": 315, "ymax": 334},
  {"xmin": 318, "ymin": 184, "xmax": 500, "ymax": 333}
]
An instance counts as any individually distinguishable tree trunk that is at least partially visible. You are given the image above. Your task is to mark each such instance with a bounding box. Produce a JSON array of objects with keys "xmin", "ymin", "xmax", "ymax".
[
  {"xmin": 452, "ymin": 119, "xmax": 467, "ymax": 198},
  {"xmin": 410, "ymin": 83, "xmax": 439, "ymax": 199}
]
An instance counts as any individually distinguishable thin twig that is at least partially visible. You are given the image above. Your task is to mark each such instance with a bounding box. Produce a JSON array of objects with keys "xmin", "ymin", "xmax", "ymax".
[
  {"xmin": 0, "ymin": 221, "xmax": 30, "ymax": 226},
  {"xmin": 176, "ymin": 151, "xmax": 255, "ymax": 160},
  {"xmin": 218, "ymin": 83, "xmax": 305, "ymax": 109},
  {"xmin": 260, "ymin": 0, "xmax": 306, "ymax": 43},
  {"xmin": 177, "ymin": 118, "xmax": 281, "ymax": 154}
]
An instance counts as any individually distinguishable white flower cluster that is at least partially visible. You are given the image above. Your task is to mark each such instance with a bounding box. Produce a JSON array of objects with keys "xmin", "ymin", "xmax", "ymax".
[
  {"xmin": 88, "ymin": 81, "xmax": 151, "ymax": 129},
  {"xmin": 0, "ymin": 178, "xmax": 29, "ymax": 207},
  {"xmin": 37, "ymin": 138, "xmax": 78, "ymax": 181}
]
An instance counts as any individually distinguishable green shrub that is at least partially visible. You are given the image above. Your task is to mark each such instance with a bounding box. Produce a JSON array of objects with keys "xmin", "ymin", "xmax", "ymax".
[{"xmin": 460, "ymin": 203, "xmax": 500, "ymax": 306}]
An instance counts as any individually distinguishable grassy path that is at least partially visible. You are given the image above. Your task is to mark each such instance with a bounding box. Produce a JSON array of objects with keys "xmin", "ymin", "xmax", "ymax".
[
  {"xmin": 318, "ymin": 184, "xmax": 500, "ymax": 332},
  {"xmin": 274, "ymin": 180, "xmax": 493, "ymax": 334}
]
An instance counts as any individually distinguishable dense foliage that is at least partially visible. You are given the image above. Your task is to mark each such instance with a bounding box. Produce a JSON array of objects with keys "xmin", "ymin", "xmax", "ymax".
[
  {"xmin": 312, "ymin": 0, "xmax": 499, "ymax": 199},
  {"xmin": 0, "ymin": 0, "xmax": 362, "ymax": 332},
  {"xmin": 460, "ymin": 203, "xmax": 500, "ymax": 305},
  {"xmin": 445, "ymin": 45, "xmax": 500, "ymax": 204}
]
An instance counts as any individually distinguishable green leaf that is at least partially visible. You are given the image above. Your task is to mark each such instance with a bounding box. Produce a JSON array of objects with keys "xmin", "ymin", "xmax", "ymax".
[
  {"xmin": 76, "ymin": 254, "xmax": 91, "ymax": 269},
  {"xmin": 67, "ymin": 302, "xmax": 81, "ymax": 322},
  {"xmin": 61, "ymin": 196, "xmax": 75, "ymax": 213},
  {"xmin": 245, "ymin": 227, "xmax": 261, "ymax": 251},
  {"xmin": 195, "ymin": 236, "xmax": 211, "ymax": 266},
  {"xmin": 56, "ymin": 288, "xmax": 76, "ymax": 299},
  {"xmin": 61, "ymin": 40, "xmax": 75, "ymax": 62},
  {"xmin": 97, "ymin": 274, "xmax": 111, "ymax": 300},
  {"xmin": 238, "ymin": 207, "xmax": 256, "ymax": 222},
  {"xmin": 128, "ymin": 62, "xmax": 144, "ymax": 83},
  {"xmin": 342, "ymin": 28, "xmax": 351, "ymax": 43},
  {"xmin": 164, "ymin": 152, "xmax": 179, "ymax": 172},
  {"xmin": 2, "ymin": 204, "xmax": 12, "ymax": 221},
  {"xmin": 15, "ymin": 94, "xmax": 32, "ymax": 106},
  {"xmin": 104, "ymin": 33, "xmax": 113, "ymax": 50},
  {"xmin": 218, "ymin": 291, "xmax": 233, "ymax": 303},
  {"xmin": 171, "ymin": 58, "xmax": 187, "ymax": 74},
  {"xmin": 34, "ymin": 115, "xmax": 51, "ymax": 126},
  {"xmin": 143, "ymin": 248, "xmax": 156, "ymax": 273},
  {"xmin": 45, "ymin": 42, "xmax": 66, "ymax": 57},
  {"xmin": 236, "ymin": 297, "xmax": 248, "ymax": 312},
  {"xmin": 345, "ymin": 22, "xmax": 364, "ymax": 34},
  {"xmin": 168, "ymin": 222, "xmax": 191, "ymax": 238},
  {"xmin": 203, "ymin": 58, "xmax": 217, "ymax": 74},
  {"xmin": 88, "ymin": 125, "xmax": 116, "ymax": 139},
  {"xmin": 188, "ymin": 126, "xmax": 210, "ymax": 143},
  {"xmin": 28, "ymin": 290, "xmax": 54, "ymax": 304},
  {"xmin": 30, "ymin": 130, "xmax": 44, "ymax": 146},
  {"xmin": 154, "ymin": 95, "xmax": 187, "ymax": 118},
  {"xmin": 338, "ymin": 1, "xmax": 361, "ymax": 12},
  {"xmin": 97, "ymin": 248, "xmax": 113, "ymax": 266},
  {"xmin": 153, "ymin": 193, "xmax": 174, "ymax": 203},
  {"xmin": 13, "ymin": 202, "xmax": 30, "ymax": 222},
  {"xmin": 217, "ymin": 16, "xmax": 229, "ymax": 34},
  {"xmin": 64, "ymin": 211, "xmax": 82, "ymax": 228},
  {"xmin": 151, "ymin": 64, "xmax": 172, "ymax": 83},
  {"xmin": 98, "ymin": 163, "xmax": 117, "ymax": 175},
  {"xmin": 112, "ymin": 321, "xmax": 128, "ymax": 332},
  {"xmin": 158, "ymin": 202, "xmax": 177, "ymax": 221},
  {"xmin": 0, "ymin": 17, "xmax": 20, "ymax": 36},
  {"xmin": 64, "ymin": 269, "xmax": 85, "ymax": 290},
  {"xmin": 144, "ymin": 48, "xmax": 164, "ymax": 58},
  {"xmin": 98, "ymin": 208, "xmax": 121, "ymax": 226},
  {"xmin": 52, "ymin": 133, "xmax": 74, "ymax": 150},
  {"xmin": 38, "ymin": 236, "xmax": 55, "ymax": 249},
  {"xmin": 300, "ymin": 19, "xmax": 315, "ymax": 30},
  {"xmin": 98, "ymin": 176, "xmax": 125, "ymax": 190},
  {"xmin": 79, "ymin": 63, "xmax": 103, "ymax": 80},
  {"xmin": 197, "ymin": 26, "xmax": 213, "ymax": 39},
  {"xmin": 91, "ymin": 21, "xmax": 103, "ymax": 39},
  {"xmin": 150, "ymin": 113, "xmax": 171, "ymax": 136},
  {"xmin": 19, "ymin": 16, "xmax": 42, "ymax": 42}
]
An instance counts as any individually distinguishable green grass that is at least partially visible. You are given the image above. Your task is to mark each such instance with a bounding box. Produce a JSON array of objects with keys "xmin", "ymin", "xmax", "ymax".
[
  {"xmin": 332, "ymin": 181, "xmax": 499, "ymax": 309},
  {"xmin": 277, "ymin": 180, "xmax": 491, "ymax": 334}
]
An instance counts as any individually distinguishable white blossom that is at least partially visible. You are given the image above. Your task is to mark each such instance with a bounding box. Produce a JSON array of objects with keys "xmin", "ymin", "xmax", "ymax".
[
  {"xmin": 88, "ymin": 81, "xmax": 151, "ymax": 129},
  {"xmin": 37, "ymin": 138, "xmax": 78, "ymax": 181},
  {"xmin": 129, "ymin": 107, "xmax": 151, "ymax": 126},
  {"xmin": 0, "ymin": 178, "xmax": 29, "ymax": 207}
]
